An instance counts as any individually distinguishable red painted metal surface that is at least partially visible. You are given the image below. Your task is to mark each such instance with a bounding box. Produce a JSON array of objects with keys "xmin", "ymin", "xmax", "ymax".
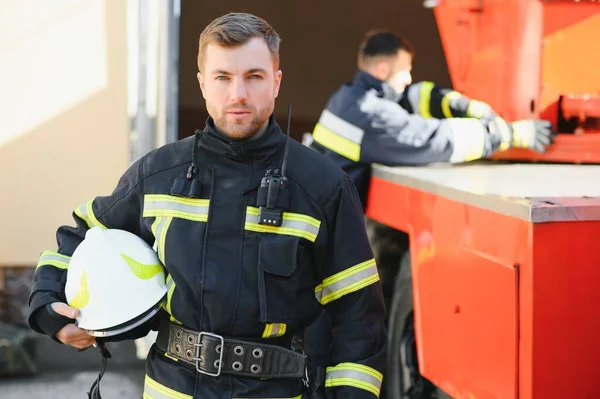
[
  {"xmin": 433, "ymin": 0, "xmax": 600, "ymax": 163},
  {"xmin": 366, "ymin": 175, "xmax": 600, "ymax": 398}
]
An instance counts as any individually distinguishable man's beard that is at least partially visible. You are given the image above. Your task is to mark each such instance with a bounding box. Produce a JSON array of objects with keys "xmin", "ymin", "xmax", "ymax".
[{"xmin": 214, "ymin": 103, "xmax": 273, "ymax": 139}]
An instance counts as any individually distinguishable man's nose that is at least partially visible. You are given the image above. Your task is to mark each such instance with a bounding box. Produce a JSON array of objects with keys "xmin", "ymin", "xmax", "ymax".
[{"xmin": 230, "ymin": 78, "xmax": 248, "ymax": 102}]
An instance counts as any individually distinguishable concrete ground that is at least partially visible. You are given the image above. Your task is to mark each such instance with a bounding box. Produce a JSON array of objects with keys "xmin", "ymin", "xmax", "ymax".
[
  {"xmin": 0, "ymin": 334, "xmax": 146, "ymax": 399},
  {"xmin": 1, "ymin": 367, "xmax": 146, "ymax": 399}
]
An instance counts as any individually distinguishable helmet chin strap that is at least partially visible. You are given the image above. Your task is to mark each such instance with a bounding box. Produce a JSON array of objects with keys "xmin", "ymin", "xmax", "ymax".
[{"xmin": 87, "ymin": 339, "xmax": 112, "ymax": 399}]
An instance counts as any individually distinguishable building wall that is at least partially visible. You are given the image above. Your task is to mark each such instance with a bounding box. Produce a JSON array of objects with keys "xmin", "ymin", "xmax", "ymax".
[{"xmin": 0, "ymin": 1, "xmax": 129, "ymax": 266}]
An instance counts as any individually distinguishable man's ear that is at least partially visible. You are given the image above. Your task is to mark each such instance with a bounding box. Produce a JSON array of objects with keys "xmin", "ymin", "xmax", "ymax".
[
  {"xmin": 274, "ymin": 70, "xmax": 283, "ymax": 98},
  {"xmin": 197, "ymin": 72, "xmax": 206, "ymax": 99},
  {"xmin": 375, "ymin": 62, "xmax": 392, "ymax": 81}
]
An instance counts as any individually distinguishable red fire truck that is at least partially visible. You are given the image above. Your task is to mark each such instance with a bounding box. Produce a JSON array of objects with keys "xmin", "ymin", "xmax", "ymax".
[{"xmin": 368, "ymin": 1, "xmax": 600, "ymax": 398}]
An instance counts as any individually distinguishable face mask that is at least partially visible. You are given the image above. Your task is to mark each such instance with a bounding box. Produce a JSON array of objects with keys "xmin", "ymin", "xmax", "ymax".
[{"xmin": 387, "ymin": 70, "xmax": 412, "ymax": 94}]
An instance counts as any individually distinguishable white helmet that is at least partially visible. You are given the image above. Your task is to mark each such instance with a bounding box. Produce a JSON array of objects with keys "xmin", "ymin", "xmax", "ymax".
[{"xmin": 65, "ymin": 227, "xmax": 168, "ymax": 337}]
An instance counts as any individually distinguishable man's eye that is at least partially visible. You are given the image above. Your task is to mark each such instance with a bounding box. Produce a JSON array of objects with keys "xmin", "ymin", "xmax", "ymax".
[
  {"xmin": 216, "ymin": 76, "xmax": 228, "ymax": 81},
  {"xmin": 248, "ymin": 75, "xmax": 261, "ymax": 79}
]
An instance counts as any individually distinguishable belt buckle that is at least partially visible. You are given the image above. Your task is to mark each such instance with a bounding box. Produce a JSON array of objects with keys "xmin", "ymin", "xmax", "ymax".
[{"xmin": 194, "ymin": 332, "xmax": 224, "ymax": 377}]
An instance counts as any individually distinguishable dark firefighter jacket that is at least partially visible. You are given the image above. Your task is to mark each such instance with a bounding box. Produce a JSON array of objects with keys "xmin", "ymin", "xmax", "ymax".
[
  {"xmin": 27, "ymin": 115, "xmax": 387, "ymax": 399},
  {"xmin": 310, "ymin": 70, "xmax": 496, "ymax": 209}
]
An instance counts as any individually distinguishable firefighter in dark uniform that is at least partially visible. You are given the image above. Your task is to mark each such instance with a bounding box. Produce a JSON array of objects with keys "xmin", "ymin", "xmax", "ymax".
[
  {"xmin": 27, "ymin": 13, "xmax": 387, "ymax": 399},
  {"xmin": 304, "ymin": 30, "xmax": 554, "ymax": 389},
  {"xmin": 308, "ymin": 31, "xmax": 554, "ymax": 210}
]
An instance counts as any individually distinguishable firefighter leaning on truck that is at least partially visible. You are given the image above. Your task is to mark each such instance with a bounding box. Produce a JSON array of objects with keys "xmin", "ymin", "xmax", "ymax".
[
  {"xmin": 308, "ymin": 30, "xmax": 555, "ymax": 210},
  {"xmin": 27, "ymin": 13, "xmax": 387, "ymax": 399},
  {"xmin": 304, "ymin": 30, "xmax": 555, "ymax": 381}
]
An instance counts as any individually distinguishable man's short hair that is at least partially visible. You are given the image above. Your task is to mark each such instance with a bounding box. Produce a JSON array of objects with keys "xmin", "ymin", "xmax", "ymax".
[
  {"xmin": 358, "ymin": 30, "xmax": 415, "ymax": 66},
  {"xmin": 197, "ymin": 12, "xmax": 281, "ymax": 71}
]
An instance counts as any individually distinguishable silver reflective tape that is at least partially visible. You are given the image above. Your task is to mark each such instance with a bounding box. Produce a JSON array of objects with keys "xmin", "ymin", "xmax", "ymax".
[
  {"xmin": 269, "ymin": 323, "xmax": 285, "ymax": 337},
  {"xmin": 446, "ymin": 119, "xmax": 485, "ymax": 163},
  {"xmin": 319, "ymin": 110, "xmax": 364, "ymax": 144},
  {"xmin": 39, "ymin": 253, "xmax": 70, "ymax": 264},
  {"xmin": 316, "ymin": 263, "xmax": 378, "ymax": 304},
  {"xmin": 154, "ymin": 217, "xmax": 169, "ymax": 263},
  {"xmin": 406, "ymin": 83, "xmax": 423, "ymax": 114},
  {"xmin": 326, "ymin": 368, "xmax": 382, "ymax": 391},
  {"xmin": 144, "ymin": 201, "xmax": 209, "ymax": 216},
  {"xmin": 166, "ymin": 276, "xmax": 175, "ymax": 291},
  {"xmin": 246, "ymin": 213, "xmax": 320, "ymax": 237},
  {"xmin": 144, "ymin": 375, "xmax": 191, "ymax": 399}
]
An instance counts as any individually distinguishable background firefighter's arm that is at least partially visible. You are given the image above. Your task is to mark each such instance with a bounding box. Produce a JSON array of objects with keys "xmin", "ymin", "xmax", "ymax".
[
  {"xmin": 315, "ymin": 175, "xmax": 387, "ymax": 399},
  {"xmin": 28, "ymin": 158, "xmax": 152, "ymax": 340},
  {"xmin": 400, "ymin": 80, "xmax": 496, "ymax": 123},
  {"xmin": 312, "ymin": 95, "xmax": 497, "ymax": 165}
]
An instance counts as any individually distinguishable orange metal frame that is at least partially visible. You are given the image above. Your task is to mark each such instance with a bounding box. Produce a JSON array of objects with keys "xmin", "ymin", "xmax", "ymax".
[
  {"xmin": 433, "ymin": 0, "xmax": 600, "ymax": 163},
  {"xmin": 366, "ymin": 175, "xmax": 600, "ymax": 398}
]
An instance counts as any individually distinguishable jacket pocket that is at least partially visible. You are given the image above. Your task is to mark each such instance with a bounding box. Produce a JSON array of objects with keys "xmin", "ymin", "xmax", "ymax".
[{"xmin": 258, "ymin": 235, "xmax": 303, "ymax": 324}]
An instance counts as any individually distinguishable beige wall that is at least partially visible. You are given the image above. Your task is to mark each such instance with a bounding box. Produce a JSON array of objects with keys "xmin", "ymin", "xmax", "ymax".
[{"xmin": 0, "ymin": 1, "xmax": 129, "ymax": 266}]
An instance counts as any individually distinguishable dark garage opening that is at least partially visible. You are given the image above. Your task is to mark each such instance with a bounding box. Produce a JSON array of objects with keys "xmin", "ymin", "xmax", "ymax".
[{"xmin": 177, "ymin": 0, "xmax": 451, "ymax": 142}]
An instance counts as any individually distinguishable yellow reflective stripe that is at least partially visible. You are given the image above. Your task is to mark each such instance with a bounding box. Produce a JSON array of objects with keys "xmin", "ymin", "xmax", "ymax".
[
  {"xmin": 165, "ymin": 275, "xmax": 175, "ymax": 315},
  {"xmin": 418, "ymin": 81, "xmax": 435, "ymax": 118},
  {"xmin": 496, "ymin": 117, "xmax": 512, "ymax": 151},
  {"xmin": 512, "ymin": 120, "xmax": 530, "ymax": 149},
  {"xmin": 151, "ymin": 216, "xmax": 172, "ymax": 264},
  {"xmin": 245, "ymin": 207, "xmax": 321, "ymax": 242},
  {"xmin": 143, "ymin": 195, "xmax": 209, "ymax": 222},
  {"xmin": 36, "ymin": 250, "xmax": 71, "ymax": 270},
  {"xmin": 74, "ymin": 199, "xmax": 107, "ymax": 230},
  {"xmin": 446, "ymin": 118, "xmax": 486, "ymax": 163},
  {"xmin": 441, "ymin": 91, "xmax": 462, "ymax": 118},
  {"xmin": 144, "ymin": 375, "xmax": 192, "ymax": 399},
  {"xmin": 262, "ymin": 323, "xmax": 287, "ymax": 338},
  {"xmin": 161, "ymin": 274, "xmax": 181, "ymax": 325},
  {"xmin": 312, "ymin": 123, "xmax": 361, "ymax": 162},
  {"xmin": 315, "ymin": 258, "xmax": 379, "ymax": 305},
  {"xmin": 325, "ymin": 363, "xmax": 383, "ymax": 397}
]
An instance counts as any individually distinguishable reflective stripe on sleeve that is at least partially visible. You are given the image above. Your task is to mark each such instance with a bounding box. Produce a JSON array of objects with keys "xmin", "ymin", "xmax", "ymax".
[
  {"xmin": 74, "ymin": 199, "xmax": 107, "ymax": 229},
  {"xmin": 511, "ymin": 120, "xmax": 532, "ymax": 149},
  {"xmin": 143, "ymin": 195, "xmax": 209, "ymax": 222},
  {"xmin": 441, "ymin": 91, "xmax": 462, "ymax": 118},
  {"xmin": 315, "ymin": 258, "xmax": 379, "ymax": 305},
  {"xmin": 325, "ymin": 362, "xmax": 383, "ymax": 397},
  {"xmin": 496, "ymin": 117, "xmax": 513, "ymax": 151},
  {"xmin": 418, "ymin": 81, "xmax": 435, "ymax": 118},
  {"xmin": 311, "ymin": 110, "xmax": 364, "ymax": 162},
  {"xmin": 446, "ymin": 118, "xmax": 486, "ymax": 163},
  {"xmin": 36, "ymin": 250, "xmax": 71, "ymax": 270}
]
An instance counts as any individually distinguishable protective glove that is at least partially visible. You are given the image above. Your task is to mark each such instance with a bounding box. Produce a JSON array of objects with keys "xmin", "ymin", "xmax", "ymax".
[
  {"xmin": 465, "ymin": 99, "xmax": 497, "ymax": 126},
  {"xmin": 489, "ymin": 117, "xmax": 555, "ymax": 153}
]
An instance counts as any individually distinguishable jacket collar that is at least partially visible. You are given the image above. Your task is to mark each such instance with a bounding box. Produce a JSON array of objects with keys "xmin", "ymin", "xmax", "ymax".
[
  {"xmin": 353, "ymin": 69, "xmax": 401, "ymax": 102},
  {"xmin": 198, "ymin": 114, "xmax": 285, "ymax": 162}
]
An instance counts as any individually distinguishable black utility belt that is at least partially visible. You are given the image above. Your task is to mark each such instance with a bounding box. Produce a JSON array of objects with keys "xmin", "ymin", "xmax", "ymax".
[{"xmin": 156, "ymin": 319, "xmax": 307, "ymax": 379}]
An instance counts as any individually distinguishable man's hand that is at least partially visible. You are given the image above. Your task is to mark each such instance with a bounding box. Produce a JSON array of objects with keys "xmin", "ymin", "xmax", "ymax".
[
  {"xmin": 489, "ymin": 117, "xmax": 555, "ymax": 154},
  {"xmin": 466, "ymin": 99, "xmax": 496, "ymax": 126},
  {"xmin": 510, "ymin": 120, "xmax": 555, "ymax": 153},
  {"xmin": 51, "ymin": 302, "xmax": 95, "ymax": 349}
]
